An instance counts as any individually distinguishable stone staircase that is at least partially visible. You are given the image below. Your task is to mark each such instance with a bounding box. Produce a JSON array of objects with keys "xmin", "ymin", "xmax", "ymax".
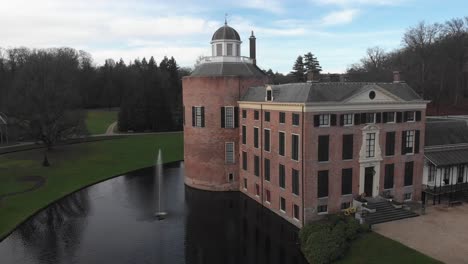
[{"xmin": 363, "ymin": 199, "xmax": 419, "ymax": 225}]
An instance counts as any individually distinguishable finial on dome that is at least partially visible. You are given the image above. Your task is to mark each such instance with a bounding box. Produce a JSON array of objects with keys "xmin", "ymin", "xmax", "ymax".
[{"xmin": 224, "ymin": 13, "xmax": 228, "ymax": 25}]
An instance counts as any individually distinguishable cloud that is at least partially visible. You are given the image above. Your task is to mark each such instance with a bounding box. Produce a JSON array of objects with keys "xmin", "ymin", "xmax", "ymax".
[
  {"xmin": 235, "ymin": 0, "xmax": 284, "ymax": 14},
  {"xmin": 312, "ymin": 0, "xmax": 409, "ymax": 6},
  {"xmin": 321, "ymin": 9, "xmax": 360, "ymax": 26}
]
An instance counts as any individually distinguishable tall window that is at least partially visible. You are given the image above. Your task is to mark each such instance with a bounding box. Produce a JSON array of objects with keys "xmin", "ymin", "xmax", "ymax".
[
  {"xmin": 342, "ymin": 134, "xmax": 353, "ymax": 160},
  {"xmin": 264, "ymin": 129, "xmax": 271, "ymax": 151},
  {"xmin": 365, "ymin": 113, "xmax": 375, "ymax": 124},
  {"xmin": 428, "ymin": 164, "xmax": 436, "ymax": 182},
  {"xmin": 343, "ymin": 114, "xmax": 353, "ymax": 126},
  {"xmin": 385, "ymin": 132, "xmax": 395, "ymax": 156},
  {"xmin": 458, "ymin": 165, "xmax": 465, "ymax": 183},
  {"xmin": 384, "ymin": 164, "xmax": 394, "ymax": 189},
  {"xmin": 319, "ymin": 114, "xmax": 330, "ymax": 127},
  {"xmin": 443, "ymin": 167, "xmax": 450, "ymax": 184},
  {"xmin": 192, "ymin": 106, "xmax": 204, "ymax": 127},
  {"xmin": 293, "ymin": 204, "xmax": 300, "ymax": 220},
  {"xmin": 254, "ymin": 155, "xmax": 260, "ymax": 176},
  {"xmin": 216, "ymin": 43, "xmax": 222, "ymax": 56},
  {"xmin": 242, "ymin": 109, "xmax": 247, "ymax": 118},
  {"xmin": 255, "ymin": 184, "xmax": 260, "ymax": 196},
  {"xmin": 264, "ymin": 159, "xmax": 271, "ymax": 181},
  {"xmin": 279, "ymin": 164, "xmax": 286, "ymax": 188},
  {"xmin": 279, "ymin": 132, "xmax": 285, "ymax": 156},
  {"xmin": 224, "ymin": 106, "xmax": 234, "ymax": 128},
  {"xmin": 405, "ymin": 111, "xmax": 415, "ymax": 122},
  {"xmin": 405, "ymin": 130, "xmax": 415, "ymax": 154},
  {"xmin": 236, "ymin": 44, "xmax": 240, "ymax": 56},
  {"xmin": 366, "ymin": 133, "xmax": 376, "ymax": 158},
  {"xmin": 292, "ymin": 169, "xmax": 300, "ymax": 195},
  {"xmin": 226, "ymin": 43, "xmax": 233, "ymax": 56},
  {"xmin": 404, "ymin": 161, "xmax": 414, "ymax": 186},
  {"xmin": 242, "ymin": 151, "xmax": 247, "ymax": 170},
  {"xmin": 266, "ymin": 189, "xmax": 271, "ymax": 203},
  {"xmin": 385, "ymin": 112, "xmax": 396, "ymax": 123},
  {"xmin": 280, "ymin": 197, "xmax": 286, "ymax": 212},
  {"xmin": 318, "ymin": 170, "xmax": 329, "ymax": 198},
  {"xmin": 292, "ymin": 134, "xmax": 299, "ymax": 161},
  {"xmin": 318, "ymin": 135, "xmax": 329, "ymax": 162},
  {"xmin": 254, "ymin": 110, "xmax": 259, "ymax": 120},
  {"xmin": 254, "ymin": 127, "xmax": 259, "ymax": 148},
  {"xmin": 341, "ymin": 168, "xmax": 352, "ymax": 195},
  {"xmin": 292, "ymin": 113, "xmax": 300, "ymax": 126},
  {"xmin": 225, "ymin": 142, "xmax": 235, "ymax": 164},
  {"xmin": 279, "ymin": 112, "xmax": 286, "ymax": 124},
  {"xmin": 243, "ymin": 178, "xmax": 247, "ymax": 189},
  {"xmin": 242, "ymin": 125, "xmax": 247, "ymax": 144},
  {"xmin": 266, "ymin": 90, "xmax": 272, "ymax": 101},
  {"xmin": 264, "ymin": 111, "xmax": 270, "ymax": 122}
]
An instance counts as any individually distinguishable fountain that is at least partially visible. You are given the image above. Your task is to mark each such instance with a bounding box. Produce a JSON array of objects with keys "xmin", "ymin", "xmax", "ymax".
[{"xmin": 154, "ymin": 148, "xmax": 167, "ymax": 220}]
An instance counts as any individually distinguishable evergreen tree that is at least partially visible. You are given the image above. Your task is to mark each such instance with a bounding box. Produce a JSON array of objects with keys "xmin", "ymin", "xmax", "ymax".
[
  {"xmin": 304, "ymin": 52, "xmax": 322, "ymax": 74},
  {"xmin": 290, "ymin": 55, "xmax": 306, "ymax": 82}
]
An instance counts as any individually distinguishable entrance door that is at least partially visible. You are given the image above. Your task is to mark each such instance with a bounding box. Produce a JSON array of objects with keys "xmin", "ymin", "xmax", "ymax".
[{"xmin": 364, "ymin": 167, "xmax": 374, "ymax": 197}]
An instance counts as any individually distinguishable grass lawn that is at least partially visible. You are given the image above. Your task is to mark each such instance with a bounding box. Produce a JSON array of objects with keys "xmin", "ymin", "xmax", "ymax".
[
  {"xmin": 337, "ymin": 232, "xmax": 442, "ymax": 264},
  {"xmin": 0, "ymin": 132, "xmax": 183, "ymax": 240},
  {"xmin": 85, "ymin": 109, "xmax": 118, "ymax": 134}
]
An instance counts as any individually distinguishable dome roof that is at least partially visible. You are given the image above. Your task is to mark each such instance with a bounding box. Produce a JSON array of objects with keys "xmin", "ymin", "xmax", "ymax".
[{"xmin": 211, "ymin": 24, "xmax": 241, "ymax": 41}]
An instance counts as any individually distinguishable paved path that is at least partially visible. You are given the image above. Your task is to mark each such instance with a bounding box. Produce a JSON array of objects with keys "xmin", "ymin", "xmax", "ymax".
[
  {"xmin": 0, "ymin": 176, "xmax": 46, "ymax": 203},
  {"xmin": 373, "ymin": 204, "xmax": 468, "ymax": 264},
  {"xmin": 105, "ymin": 121, "xmax": 117, "ymax": 135}
]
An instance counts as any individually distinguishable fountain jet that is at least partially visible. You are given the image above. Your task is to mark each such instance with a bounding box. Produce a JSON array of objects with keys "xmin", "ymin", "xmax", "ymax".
[{"xmin": 154, "ymin": 148, "xmax": 167, "ymax": 220}]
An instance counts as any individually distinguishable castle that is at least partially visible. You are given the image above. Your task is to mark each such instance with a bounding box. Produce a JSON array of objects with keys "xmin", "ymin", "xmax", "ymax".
[{"xmin": 182, "ymin": 23, "xmax": 428, "ymax": 227}]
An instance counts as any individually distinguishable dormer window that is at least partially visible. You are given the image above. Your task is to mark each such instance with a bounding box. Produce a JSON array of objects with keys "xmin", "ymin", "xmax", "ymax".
[{"xmin": 266, "ymin": 90, "xmax": 272, "ymax": 101}]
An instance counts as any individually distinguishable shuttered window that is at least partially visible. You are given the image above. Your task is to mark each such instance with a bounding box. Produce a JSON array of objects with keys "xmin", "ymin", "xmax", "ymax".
[
  {"xmin": 318, "ymin": 170, "xmax": 329, "ymax": 198},
  {"xmin": 192, "ymin": 106, "xmax": 205, "ymax": 127},
  {"xmin": 385, "ymin": 132, "xmax": 396, "ymax": 156},
  {"xmin": 341, "ymin": 168, "xmax": 352, "ymax": 195},
  {"xmin": 404, "ymin": 161, "xmax": 414, "ymax": 186},
  {"xmin": 342, "ymin": 134, "xmax": 353, "ymax": 160},
  {"xmin": 318, "ymin": 135, "xmax": 329, "ymax": 162},
  {"xmin": 221, "ymin": 106, "xmax": 238, "ymax": 128},
  {"xmin": 384, "ymin": 164, "xmax": 394, "ymax": 189},
  {"xmin": 279, "ymin": 132, "xmax": 285, "ymax": 156},
  {"xmin": 292, "ymin": 169, "xmax": 300, "ymax": 195}
]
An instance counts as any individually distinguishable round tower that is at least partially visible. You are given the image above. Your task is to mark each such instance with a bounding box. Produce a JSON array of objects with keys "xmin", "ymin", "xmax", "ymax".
[{"xmin": 183, "ymin": 23, "xmax": 268, "ymax": 191}]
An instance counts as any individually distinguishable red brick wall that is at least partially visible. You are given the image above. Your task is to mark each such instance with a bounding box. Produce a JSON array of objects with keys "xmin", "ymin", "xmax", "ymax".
[{"xmin": 182, "ymin": 76, "xmax": 267, "ymax": 191}]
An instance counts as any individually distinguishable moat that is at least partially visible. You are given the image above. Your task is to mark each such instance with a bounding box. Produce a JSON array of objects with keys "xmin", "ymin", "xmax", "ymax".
[{"xmin": 0, "ymin": 161, "xmax": 307, "ymax": 264}]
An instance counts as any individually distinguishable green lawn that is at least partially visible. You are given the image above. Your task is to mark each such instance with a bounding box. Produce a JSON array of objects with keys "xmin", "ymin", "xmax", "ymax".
[
  {"xmin": 337, "ymin": 232, "xmax": 442, "ymax": 264},
  {"xmin": 85, "ymin": 109, "xmax": 118, "ymax": 134},
  {"xmin": 0, "ymin": 133, "xmax": 183, "ymax": 239}
]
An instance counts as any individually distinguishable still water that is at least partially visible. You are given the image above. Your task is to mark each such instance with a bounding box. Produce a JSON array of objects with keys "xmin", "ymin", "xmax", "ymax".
[{"xmin": 0, "ymin": 162, "xmax": 307, "ymax": 264}]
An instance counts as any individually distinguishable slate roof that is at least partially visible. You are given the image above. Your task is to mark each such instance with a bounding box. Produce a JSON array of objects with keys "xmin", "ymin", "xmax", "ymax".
[
  {"xmin": 241, "ymin": 82, "xmax": 422, "ymax": 103},
  {"xmin": 212, "ymin": 25, "xmax": 241, "ymax": 41},
  {"xmin": 425, "ymin": 148, "xmax": 468, "ymax": 166},
  {"xmin": 425, "ymin": 119, "xmax": 468, "ymax": 146},
  {"xmin": 190, "ymin": 62, "xmax": 266, "ymax": 77}
]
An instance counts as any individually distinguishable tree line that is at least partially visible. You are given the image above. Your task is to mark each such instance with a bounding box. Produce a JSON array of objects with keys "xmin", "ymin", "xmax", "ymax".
[
  {"xmin": 0, "ymin": 47, "xmax": 187, "ymax": 147},
  {"xmin": 265, "ymin": 51, "xmax": 323, "ymax": 84},
  {"xmin": 347, "ymin": 17, "xmax": 468, "ymax": 113}
]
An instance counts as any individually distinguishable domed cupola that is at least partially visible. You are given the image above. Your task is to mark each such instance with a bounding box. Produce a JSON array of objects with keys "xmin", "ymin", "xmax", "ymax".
[{"xmin": 210, "ymin": 22, "xmax": 242, "ymax": 57}]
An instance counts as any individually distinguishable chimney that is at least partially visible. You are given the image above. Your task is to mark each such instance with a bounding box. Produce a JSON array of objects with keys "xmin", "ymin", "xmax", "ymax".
[
  {"xmin": 393, "ymin": 71, "xmax": 401, "ymax": 83},
  {"xmin": 249, "ymin": 31, "xmax": 256, "ymax": 65}
]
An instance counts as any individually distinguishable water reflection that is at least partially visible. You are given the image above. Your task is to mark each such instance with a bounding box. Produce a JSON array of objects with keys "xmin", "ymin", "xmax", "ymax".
[{"xmin": 0, "ymin": 162, "xmax": 306, "ymax": 264}]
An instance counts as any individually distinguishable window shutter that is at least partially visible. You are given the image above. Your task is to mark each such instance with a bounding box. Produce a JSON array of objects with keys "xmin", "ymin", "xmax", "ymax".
[
  {"xmin": 354, "ymin": 113, "xmax": 361, "ymax": 125},
  {"xmin": 401, "ymin": 131, "xmax": 407, "ymax": 155},
  {"xmin": 339, "ymin": 114, "xmax": 344, "ymax": 126},
  {"xmin": 234, "ymin": 107, "xmax": 239, "ymax": 128},
  {"xmin": 314, "ymin": 115, "xmax": 320, "ymax": 127},
  {"xmin": 331, "ymin": 114, "xmax": 337, "ymax": 126},
  {"xmin": 192, "ymin": 106, "xmax": 195, "ymax": 126},
  {"xmin": 201, "ymin": 107, "xmax": 205, "ymax": 127},
  {"xmin": 415, "ymin": 130, "xmax": 420, "ymax": 154},
  {"xmin": 376, "ymin": 113, "xmax": 382, "ymax": 123},
  {"xmin": 221, "ymin": 107, "xmax": 225, "ymax": 128},
  {"xmin": 383, "ymin": 112, "xmax": 388, "ymax": 123},
  {"xmin": 396, "ymin": 112, "xmax": 403, "ymax": 123},
  {"xmin": 416, "ymin": 111, "xmax": 422, "ymax": 121}
]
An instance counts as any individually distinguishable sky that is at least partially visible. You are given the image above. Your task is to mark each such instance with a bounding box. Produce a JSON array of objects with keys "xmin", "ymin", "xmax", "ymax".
[{"xmin": 1, "ymin": 0, "xmax": 467, "ymax": 73}]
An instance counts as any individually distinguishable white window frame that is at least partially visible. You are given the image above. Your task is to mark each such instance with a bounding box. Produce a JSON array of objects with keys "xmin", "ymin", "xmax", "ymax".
[
  {"xmin": 405, "ymin": 130, "xmax": 415, "ymax": 154},
  {"xmin": 265, "ymin": 189, "xmax": 271, "ymax": 204},
  {"xmin": 266, "ymin": 89, "xmax": 273, "ymax": 101},
  {"xmin": 264, "ymin": 128, "xmax": 271, "ymax": 152},
  {"xmin": 243, "ymin": 178, "xmax": 247, "ymax": 190},
  {"xmin": 406, "ymin": 111, "xmax": 415, "ymax": 122},
  {"xmin": 225, "ymin": 142, "xmax": 235, "ymax": 164},
  {"xmin": 226, "ymin": 43, "xmax": 233, "ymax": 56},
  {"xmin": 291, "ymin": 133, "xmax": 300, "ymax": 162},
  {"xmin": 428, "ymin": 164, "xmax": 436, "ymax": 183},
  {"xmin": 319, "ymin": 114, "xmax": 330, "ymax": 127},
  {"xmin": 255, "ymin": 183, "xmax": 260, "ymax": 197},
  {"xmin": 194, "ymin": 106, "xmax": 203, "ymax": 127},
  {"xmin": 224, "ymin": 106, "xmax": 235, "ymax": 129},
  {"xmin": 387, "ymin": 112, "xmax": 396, "ymax": 123},
  {"xmin": 317, "ymin": 204, "xmax": 328, "ymax": 215},
  {"xmin": 366, "ymin": 113, "xmax": 376, "ymax": 124},
  {"xmin": 366, "ymin": 133, "xmax": 376, "ymax": 158},
  {"xmin": 343, "ymin": 113, "xmax": 354, "ymax": 126},
  {"xmin": 280, "ymin": 197, "xmax": 286, "ymax": 213},
  {"xmin": 404, "ymin": 192, "xmax": 412, "ymax": 201},
  {"xmin": 293, "ymin": 204, "xmax": 300, "ymax": 220}
]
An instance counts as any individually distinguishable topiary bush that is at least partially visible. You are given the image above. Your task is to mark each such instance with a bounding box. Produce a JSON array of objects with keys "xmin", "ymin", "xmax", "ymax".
[{"xmin": 299, "ymin": 214, "xmax": 368, "ymax": 264}]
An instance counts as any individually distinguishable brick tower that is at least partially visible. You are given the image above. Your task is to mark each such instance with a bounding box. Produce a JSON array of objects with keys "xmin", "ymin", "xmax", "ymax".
[{"xmin": 183, "ymin": 23, "xmax": 268, "ymax": 191}]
